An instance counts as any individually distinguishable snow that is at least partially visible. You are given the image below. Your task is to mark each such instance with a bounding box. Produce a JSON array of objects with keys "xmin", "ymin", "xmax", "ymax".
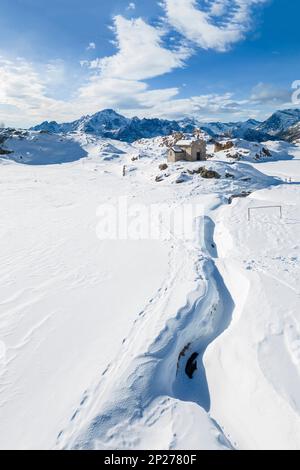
[
  {"xmin": 0, "ymin": 129, "xmax": 300, "ymax": 450},
  {"xmin": 1, "ymin": 132, "xmax": 87, "ymax": 165},
  {"xmin": 0, "ymin": 158, "xmax": 171, "ymax": 449},
  {"xmin": 251, "ymin": 142, "xmax": 300, "ymax": 180},
  {"xmin": 207, "ymin": 151, "xmax": 300, "ymax": 450},
  {"xmin": 171, "ymin": 145, "xmax": 184, "ymax": 153},
  {"xmin": 176, "ymin": 139, "xmax": 198, "ymax": 146},
  {"xmin": 258, "ymin": 109, "xmax": 300, "ymax": 135},
  {"xmin": 208, "ymin": 138, "xmax": 295, "ymax": 164}
]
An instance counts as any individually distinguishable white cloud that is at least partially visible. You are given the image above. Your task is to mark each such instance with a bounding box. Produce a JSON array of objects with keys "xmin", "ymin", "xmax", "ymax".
[
  {"xmin": 0, "ymin": 57, "xmax": 64, "ymax": 126},
  {"xmin": 250, "ymin": 82, "xmax": 291, "ymax": 105},
  {"xmin": 127, "ymin": 2, "xmax": 136, "ymax": 10},
  {"xmin": 68, "ymin": 15, "xmax": 193, "ymax": 118},
  {"xmin": 0, "ymin": 55, "xmax": 183, "ymax": 126},
  {"xmin": 0, "ymin": 57, "xmax": 96, "ymax": 126},
  {"xmin": 76, "ymin": 77, "xmax": 146, "ymax": 112},
  {"xmin": 87, "ymin": 42, "xmax": 96, "ymax": 50},
  {"xmin": 162, "ymin": 0, "xmax": 267, "ymax": 51},
  {"xmin": 125, "ymin": 92, "xmax": 246, "ymax": 120},
  {"xmin": 44, "ymin": 59, "xmax": 67, "ymax": 86},
  {"xmin": 0, "ymin": 55, "xmax": 249, "ymax": 126},
  {"xmin": 89, "ymin": 15, "xmax": 191, "ymax": 80},
  {"xmin": 0, "ymin": 53, "xmax": 271, "ymax": 128}
]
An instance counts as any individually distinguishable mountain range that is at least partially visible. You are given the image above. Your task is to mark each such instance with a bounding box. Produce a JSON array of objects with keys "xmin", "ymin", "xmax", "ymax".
[{"xmin": 31, "ymin": 108, "xmax": 300, "ymax": 143}]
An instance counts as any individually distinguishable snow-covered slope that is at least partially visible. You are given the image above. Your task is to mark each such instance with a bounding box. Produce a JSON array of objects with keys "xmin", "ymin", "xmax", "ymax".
[
  {"xmin": 208, "ymin": 138, "xmax": 295, "ymax": 163},
  {"xmin": 0, "ymin": 130, "xmax": 300, "ymax": 450},
  {"xmin": 208, "ymin": 160, "xmax": 300, "ymax": 449},
  {"xmin": 201, "ymin": 119, "xmax": 263, "ymax": 139},
  {"xmin": 0, "ymin": 130, "xmax": 87, "ymax": 165},
  {"xmin": 0, "ymin": 128, "xmax": 137, "ymax": 165},
  {"xmin": 257, "ymin": 109, "xmax": 300, "ymax": 136},
  {"xmin": 279, "ymin": 122, "xmax": 300, "ymax": 143}
]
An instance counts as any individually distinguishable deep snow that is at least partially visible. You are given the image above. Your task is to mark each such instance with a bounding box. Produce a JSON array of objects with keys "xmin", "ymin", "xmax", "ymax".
[{"xmin": 0, "ymin": 131, "xmax": 299, "ymax": 450}]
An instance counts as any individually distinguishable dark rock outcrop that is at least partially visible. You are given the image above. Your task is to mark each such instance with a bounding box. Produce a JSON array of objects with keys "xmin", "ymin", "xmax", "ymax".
[
  {"xmin": 214, "ymin": 141, "xmax": 234, "ymax": 152},
  {"xmin": 188, "ymin": 166, "xmax": 221, "ymax": 179},
  {"xmin": 159, "ymin": 163, "xmax": 168, "ymax": 171}
]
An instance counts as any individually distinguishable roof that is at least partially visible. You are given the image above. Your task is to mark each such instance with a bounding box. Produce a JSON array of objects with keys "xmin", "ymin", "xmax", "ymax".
[
  {"xmin": 171, "ymin": 145, "xmax": 185, "ymax": 153},
  {"xmin": 176, "ymin": 139, "xmax": 199, "ymax": 146}
]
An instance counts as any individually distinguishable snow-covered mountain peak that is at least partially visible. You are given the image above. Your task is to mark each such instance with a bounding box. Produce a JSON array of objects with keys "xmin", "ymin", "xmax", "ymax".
[
  {"xmin": 30, "ymin": 108, "xmax": 300, "ymax": 144},
  {"xmin": 258, "ymin": 108, "xmax": 300, "ymax": 135}
]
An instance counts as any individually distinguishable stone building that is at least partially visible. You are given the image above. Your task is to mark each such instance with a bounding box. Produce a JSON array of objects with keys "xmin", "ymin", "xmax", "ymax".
[{"xmin": 168, "ymin": 138, "xmax": 207, "ymax": 163}]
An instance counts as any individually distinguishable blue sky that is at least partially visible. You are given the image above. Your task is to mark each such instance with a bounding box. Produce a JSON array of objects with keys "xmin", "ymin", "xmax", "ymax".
[{"xmin": 0, "ymin": 0, "xmax": 299, "ymax": 127}]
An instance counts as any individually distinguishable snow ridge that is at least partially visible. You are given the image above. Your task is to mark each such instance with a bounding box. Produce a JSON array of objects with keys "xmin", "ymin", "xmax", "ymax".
[{"xmin": 55, "ymin": 202, "xmax": 237, "ymax": 450}]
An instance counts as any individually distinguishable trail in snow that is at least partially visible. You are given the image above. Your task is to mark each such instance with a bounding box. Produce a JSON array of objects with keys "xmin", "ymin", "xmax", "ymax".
[
  {"xmin": 151, "ymin": 216, "xmax": 234, "ymax": 414},
  {"xmin": 54, "ymin": 153, "xmax": 280, "ymax": 450},
  {"xmin": 56, "ymin": 203, "xmax": 236, "ymax": 450}
]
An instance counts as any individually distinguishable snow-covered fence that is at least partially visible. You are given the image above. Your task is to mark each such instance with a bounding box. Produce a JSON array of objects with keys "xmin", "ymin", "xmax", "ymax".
[{"xmin": 248, "ymin": 205, "xmax": 283, "ymax": 221}]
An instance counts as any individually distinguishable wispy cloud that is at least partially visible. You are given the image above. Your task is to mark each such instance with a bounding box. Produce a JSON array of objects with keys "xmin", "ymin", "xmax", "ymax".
[
  {"xmin": 88, "ymin": 15, "xmax": 191, "ymax": 80},
  {"xmin": 125, "ymin": 92, "xmax": 247, "ymax": 120},
  {"xmin": 250, "ymin": 82, "xmax": 291, "ymax": 105},
  {"xmin": 0, "ymin": 54, "xmax": 278, "ymax": 127},
  {"xmin": 127, "ymin": 2, "xmax": 136, "ymax": 10},
  {"xmin": 70, "ymin": 15, "xmax": 192, "ymax": 119},
  {"xmin": 162, "ymin": 0, "xmax": 268, "ymax": 51},
  {"xmin": 87, "ymin": 42, "xmax": 96, "ymax": 50},
  {"xmin": 0, "ymin": 57, "xmax": 64, "ymax": 125}
]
